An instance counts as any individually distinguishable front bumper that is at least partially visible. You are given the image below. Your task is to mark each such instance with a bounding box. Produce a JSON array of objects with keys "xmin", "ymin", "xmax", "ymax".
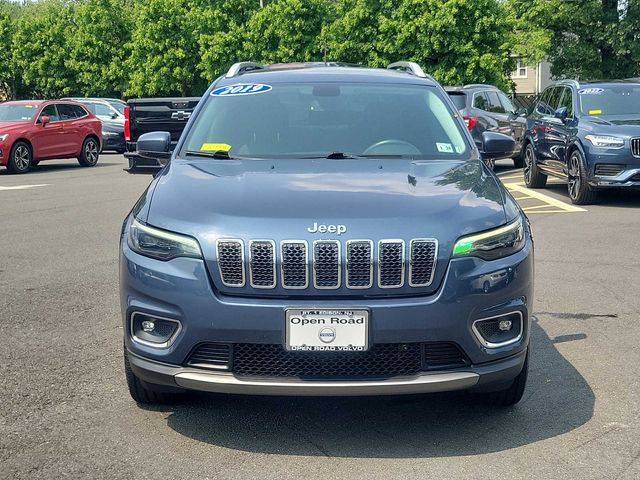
[
  {"xmin": 590, "ymin": 167, "xmax": 640, "ymax": 188},
  {"xmin": 127, "ymin": 347, "xmax": 527, "ymax": 396}
]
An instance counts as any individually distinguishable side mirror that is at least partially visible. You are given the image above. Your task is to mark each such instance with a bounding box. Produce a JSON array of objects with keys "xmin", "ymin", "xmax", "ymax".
[
  {"xmin": 136, "ymin": 131, "xmax": 172, "ymax": 166},
  {"xmin": 480, "ymin": 131, "xmax": 516, "ymax": 161},
  {"xmin": 554, "ymin": 106, "xmax": 568, "ymax": 122},
  {"xmin": 40, "ymin": 115, "xmax": 50, "ymax": 126},
  {"xmin": 111, "ymin": 112, "xmax": 118, "ymax": 119}
]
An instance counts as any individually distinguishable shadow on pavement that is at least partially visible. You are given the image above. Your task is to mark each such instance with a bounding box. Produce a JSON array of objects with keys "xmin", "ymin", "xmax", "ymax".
[
  {"xmin": 150, "ymin": 320, "xmax": 594, "ymax": 458},
  {"xmin": 543, "ymin": 182, "xmax": 640, "ymax": 208}
]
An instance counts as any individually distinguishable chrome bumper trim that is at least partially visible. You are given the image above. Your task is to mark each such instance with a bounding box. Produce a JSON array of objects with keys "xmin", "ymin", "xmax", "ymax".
[{"xmin": 173, "ymin": 370, "xmax": 479, "ymax": 396}]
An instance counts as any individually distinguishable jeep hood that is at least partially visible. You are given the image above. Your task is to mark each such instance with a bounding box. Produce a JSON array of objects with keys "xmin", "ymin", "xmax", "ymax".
[{"xmin": 144, "ymin": 158, "xmax": 513, "ymax": 295}]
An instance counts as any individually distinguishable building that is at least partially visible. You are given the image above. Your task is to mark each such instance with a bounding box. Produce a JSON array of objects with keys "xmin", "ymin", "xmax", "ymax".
[{"xmin": 510, "ymin": 57, "xmax": 553, "ymax": 95}]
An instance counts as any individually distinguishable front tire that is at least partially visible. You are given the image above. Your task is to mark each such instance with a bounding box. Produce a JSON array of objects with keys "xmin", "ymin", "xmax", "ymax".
[
  {"xmin": 124, "ymin": 348, "xmax": 184, "ymax": 404},
  {"xmin": 567, "ymin": 150, "xmax": 597, "ymax": 205},
  {"xmin": 482, "ymin": 352, "xmax": 529, "ymax": 407},
  {"xmin": 7, "ymin": 141, "xmax": 32, "ymax": 174},
  {"xmin": 78, "ymin": 137, "xmax": 100, "ymax": 167},
  {"xmin": 523, "ymin": 143, "xmax": 547, "ymax": 188}
]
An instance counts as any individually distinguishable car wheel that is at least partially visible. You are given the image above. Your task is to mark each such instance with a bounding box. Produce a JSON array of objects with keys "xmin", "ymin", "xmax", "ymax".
[
  {"xmin": 124, "ymin": 347, "xmax": 184, "ymax": 405},
  {"xmin": 483, "ymin": 157, "xmax": 495, "ymax": 171},
  {"xmin": 523, "ymin": 143, "xmax": 547, "ymax": 188},
  {"xmin": 7, "ymin": 141, "xmax": 32, "ymax": 174},
  {"xmin": 567, "ymin": 150, "xmax": 597, "ymax": 205},
  {"xmin": 481, "ymin": 351, "xmax": 528, "ymax": 407},
  {"xmin": 78, "ymin": 137, "xmax": 100, "ymax": 167}
]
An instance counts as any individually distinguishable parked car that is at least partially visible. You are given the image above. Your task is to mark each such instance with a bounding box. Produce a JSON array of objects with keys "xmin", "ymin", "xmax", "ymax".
[
  {"xmin": 0, "ymin": 100, "xmax": 101, "ymax": 174},
  {"xmin": 66, "ymin": 97, "xmax": 126, "ymax": 125},
  {"xmin": 523, "ymin": 80, "xmax": 640, "ymax": 204},
  {"xmin": 100, "ymin": 120, "xmax": 125, "ymax": 154},
  {"xmin": 122, "ymin": 61, "xmax": 533, "ymax": 407},
  {"xmin": 445, "ymin": 84, "xmax": 527, "ymax": 169},
  {"xmin": 124, "ymin": 97, "xmax": 200, "ymax": 173}
]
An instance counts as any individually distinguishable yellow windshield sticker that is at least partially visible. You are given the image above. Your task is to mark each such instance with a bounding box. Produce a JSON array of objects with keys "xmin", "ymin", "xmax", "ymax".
[
  {"xmin": 201, "ymin": 143, "xmax": 231, "ymax": 152},
  {"xmin": 589, "ymin": 109, "xmax": 602, "ymax": 115}
]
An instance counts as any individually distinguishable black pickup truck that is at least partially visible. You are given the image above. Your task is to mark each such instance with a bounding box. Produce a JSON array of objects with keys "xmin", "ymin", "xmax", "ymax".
[{"xmin": 125, "ymin": 97, "xmax": 200, "ymax": 173}]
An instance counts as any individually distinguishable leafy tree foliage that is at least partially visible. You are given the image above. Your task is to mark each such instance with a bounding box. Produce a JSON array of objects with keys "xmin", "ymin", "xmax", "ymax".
[{"xmin": 0, "ymin": 1, "xmax": 14, "ymax": 99}]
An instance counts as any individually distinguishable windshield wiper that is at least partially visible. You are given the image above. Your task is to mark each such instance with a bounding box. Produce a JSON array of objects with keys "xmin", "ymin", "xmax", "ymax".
[
  {"xmin": 301, "ymin": 152, "xmax": 364, "ymax": 159},
  {"xmin": 185, "ymin": 150, "xmax": 235, "ymax": 160}
]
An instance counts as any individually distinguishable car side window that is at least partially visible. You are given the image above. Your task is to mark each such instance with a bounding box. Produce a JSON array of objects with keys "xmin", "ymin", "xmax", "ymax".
[
  {"xmin": 498, "ymin": 92, "xmax": 516, "ymax": 115},
  {"xmin": 71, "ymin": 105, "xmax": 88, "ymax": 118},
  {"xmin": 536, "ymin": 87, "xmax": 558, "ymax": 116},
  {"xmin": 94, "ymin": 103, "xmax": 114, "ymax": 117},
  {"xmin": 558, "ymin": 87, "xmax": 574, "ymax": 118},
  {"xmin": 473, "ymin": 91, "xmax": 489, "ymax": 110},
  {"xmin": 485, "ymin": 91, "xmax": 506, "ymax": 114},
  {"xmin": 38, "ymin": 104, "xmax": 60, "ymax": 122},
  {"xmin": 57, "ymin": 103, "xmax": 79, "ymax": 120}
]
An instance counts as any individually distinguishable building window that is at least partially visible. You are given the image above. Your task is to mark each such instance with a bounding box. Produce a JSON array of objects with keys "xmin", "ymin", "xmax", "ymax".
[{"xmin": 512, "ymin": 59, "xmax": 528, "ymax": 79}]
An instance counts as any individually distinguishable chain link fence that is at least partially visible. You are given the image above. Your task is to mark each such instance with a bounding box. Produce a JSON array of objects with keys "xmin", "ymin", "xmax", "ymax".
[{"xmin": 511, "ymin": 94, "xmax": 538, "ymax": 114}]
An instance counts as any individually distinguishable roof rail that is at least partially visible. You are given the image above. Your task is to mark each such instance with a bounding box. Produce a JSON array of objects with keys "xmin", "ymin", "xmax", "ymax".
[
  {"xmin": 387, "ymin": 61, "xmax": 427, "ymax": 78},
  {"xmin": 225, "ymin": 62, "xmax": 265, "ymax": 79},
  {"xmin": 462, "ymin": 84, "xmax": 497, "ymax": 90}
]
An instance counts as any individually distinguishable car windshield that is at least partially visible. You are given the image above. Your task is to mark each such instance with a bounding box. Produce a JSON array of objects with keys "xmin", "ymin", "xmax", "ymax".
[
  {"xmin": 182, "ymin": 82, "xmax": 469, "ymax": 159},
  {"xmin": 447, "ymin": 92, "xmax": 467, "ymax": 110},
  {"xmin": 579, "ymin": 85, "xmax": 640, "ymax": 116},
  {"xmin": 0, "ymin": 104, "xmax": 38, "ymax": 122}
]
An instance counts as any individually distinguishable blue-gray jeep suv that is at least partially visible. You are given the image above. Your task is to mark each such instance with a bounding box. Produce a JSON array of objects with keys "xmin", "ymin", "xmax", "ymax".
[
  {"xmin": 121, "ymin": 62, "xmax": 534, "ymax": 407},
  {"xmin": 524, "ymin": 80, "xmax": 640, "ymax": 204}
]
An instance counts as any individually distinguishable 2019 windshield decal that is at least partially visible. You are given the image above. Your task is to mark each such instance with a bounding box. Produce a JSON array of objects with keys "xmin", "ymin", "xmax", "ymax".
[{"xmin": 211, "ymin": 84, "xmax": 272, "ymax": 96}]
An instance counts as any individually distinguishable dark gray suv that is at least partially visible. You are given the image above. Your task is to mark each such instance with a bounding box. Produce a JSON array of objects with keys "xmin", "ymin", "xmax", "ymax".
[{"xmin": 446, "ymin": 84, "xmax": 527, "ymax": 170}]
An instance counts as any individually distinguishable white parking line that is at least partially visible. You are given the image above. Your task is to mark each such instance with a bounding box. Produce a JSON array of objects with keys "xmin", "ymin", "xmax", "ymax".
[
  {"xmin": 0, "ymin": 184, "xmax": 50, "ymax": 191},
  {"xmin": 504, "ymin": 183, "xmax": 587, "ymax": 212}
]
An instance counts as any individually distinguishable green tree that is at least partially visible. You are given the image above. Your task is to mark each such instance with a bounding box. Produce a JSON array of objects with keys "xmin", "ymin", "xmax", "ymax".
[
  {"xmin": 244, "ymin": 0, "xmax": 337, "ymax": 63},
  {"xmin": 12, "ymin": 0, "xmax": 76, "ymax": 98},
  {"xmin": 194, "ymin": 0, "xmax": 260, "ymax": 80},
  {"xmin": 381, "ymin": 0, "xmax": 515, "ymax": 90},
  {"xmin": 126, "ymin": 0, "xmax": 206, "ymax": 97},
  {"xmin": 0, "ymin": 1, "xmax": 14, "ymax": 99},
  {"xmin": 65, "ymin": 0, "xmax": 132, "ymax": 97}
]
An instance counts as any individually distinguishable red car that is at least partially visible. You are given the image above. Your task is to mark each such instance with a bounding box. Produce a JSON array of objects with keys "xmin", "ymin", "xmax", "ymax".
[{"xmin": 0, "ymin": 100, "xmax": 102, "ymax": 174}]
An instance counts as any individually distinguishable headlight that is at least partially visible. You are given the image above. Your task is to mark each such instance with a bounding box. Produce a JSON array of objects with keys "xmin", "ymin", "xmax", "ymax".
[
  {"xmin": 128, "ymin": 218, "xmax": 202, "ymax": 260},
  {"xmin": 0, "ymin": 134, "xmax": 8, "ymax": 142},
  {"xmin": 453, "ymin": 217, "xmax": 525, "ymax": 261},
  {"xmin": 584, "ymin": 134, "xmax": 624, "ymax": 148}
]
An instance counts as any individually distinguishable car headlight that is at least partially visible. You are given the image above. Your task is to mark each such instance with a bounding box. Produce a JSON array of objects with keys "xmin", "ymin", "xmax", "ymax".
[
  {"xmin": 584, "ymin": 134, "xmax": 625, "ymax": 148},
  {"xmin": 0, "ymin": 134, "xmax": 8, "ymax": 142},
  {"xmin": 453, "ymin": 217, "xmax": 525, "ymax": 261},
  {"xmin": 128, "ymin": 218, "xmax": 202, "ymax": 260}
]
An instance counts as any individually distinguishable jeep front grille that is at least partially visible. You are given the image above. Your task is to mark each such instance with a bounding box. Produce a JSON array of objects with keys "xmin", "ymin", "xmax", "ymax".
[
  {"xmin": 216, "ymin": 238, "xmax": 437, "ymax": 290},
  {"xmin": 632, "ymin": 138, "xmax": 640, "ymax": 157}
]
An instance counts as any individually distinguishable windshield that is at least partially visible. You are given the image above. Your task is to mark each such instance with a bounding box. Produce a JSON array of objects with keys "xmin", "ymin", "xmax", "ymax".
[
  {"xmin": 447, "ymin": 92, "xmax": 467, "ymax": 110},
  {"xmin": 0, "ymin": 104, "xmax": 38, "ymax": 122},
  {"xmin": 579, "ymin": 85, "xmax": 640, "ymax": 116},
  {"xmin": 183, "ymin": 82, "xmax": 469, "ymax": 159}
]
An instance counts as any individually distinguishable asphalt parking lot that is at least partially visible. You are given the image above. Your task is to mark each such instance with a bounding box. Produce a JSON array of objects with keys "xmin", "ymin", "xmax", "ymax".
[{"xmin": 1, "ymin": 155, "xmax": 640, "ymax": 480}]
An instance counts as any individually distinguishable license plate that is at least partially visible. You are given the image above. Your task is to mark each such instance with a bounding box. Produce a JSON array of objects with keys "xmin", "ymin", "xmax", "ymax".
[{"xmin": 285, "ymin": 309, "xmax": 369, "ymax": 352}]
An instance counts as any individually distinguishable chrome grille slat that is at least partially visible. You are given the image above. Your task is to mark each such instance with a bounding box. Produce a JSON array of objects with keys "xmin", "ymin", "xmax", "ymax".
[
  {"xmin": 378, "ymin": 240, "xmax": 405, "ymax": 288},
  {"xmin": 409, "ymin": 239, "xmax": 438, "ymax": 287},
  {"xmin": 632, "ymin": 138, "xmax": 640, "ymax": 157},
  {"xmin": 249, "ymin": 240, "xmax": 276, "ymax": 288},
  {"xmin": 216, "ymin": 240, "xmax": 245, "ymax": 287},
  {"xmin": 346, "ymin": 240, "xmax": 373, "ymax": 289},
  {"xmin": 281, "ymin": 241, "xmax": 308, "ymax": 289},
  {"xmin": 313, "ymin": 240, "xmax": 341, "ymax": 288}
]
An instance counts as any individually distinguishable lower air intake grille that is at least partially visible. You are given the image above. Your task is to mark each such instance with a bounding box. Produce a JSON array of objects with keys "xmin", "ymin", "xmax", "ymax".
[
  {"xmin": 186, "ymin": 343, "xmax": 231, "ymax": 369},
  {"xmin": 423, "ymin": 342, "xmax": 469, "ymax": 369},
  {"xmin": 595, "ymin": 163, "xmax": 625, "ymax": 176},
  {"xmin": 632, "ymin": 138, "xmax": 640, "ymax": 157}
]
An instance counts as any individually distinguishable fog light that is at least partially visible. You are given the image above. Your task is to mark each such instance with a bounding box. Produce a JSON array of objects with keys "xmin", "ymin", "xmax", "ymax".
[
  {"xmin": 499, "ymin": 319, "xmax": 512, "ymax": 331},
  {"xmin": 472, "ymin": 312, "xmax": 523, "ymax": 348},
  {"xmin": 142, "ymin": 320, "xmax": 155, "ymax": 332},
  {"xmin": 131, "ymin": 312, "xmax": 181, "ymax": 347}
]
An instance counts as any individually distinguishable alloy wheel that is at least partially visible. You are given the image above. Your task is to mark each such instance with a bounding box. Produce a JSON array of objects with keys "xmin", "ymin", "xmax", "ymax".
[
  {"xmin": 568, "ymin": 154, "xmax": 581, "ymax": 200},
  {"xmin": 523, "ymin": 147, "xmax": 533, "ymax": 183},
  {"xmin": 14, "ymin": 145, "xmax": 30, "ymax": 171},
  {"xmin": 85, "ymin": 140, "xmax": 98, "ymax": 165}
]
